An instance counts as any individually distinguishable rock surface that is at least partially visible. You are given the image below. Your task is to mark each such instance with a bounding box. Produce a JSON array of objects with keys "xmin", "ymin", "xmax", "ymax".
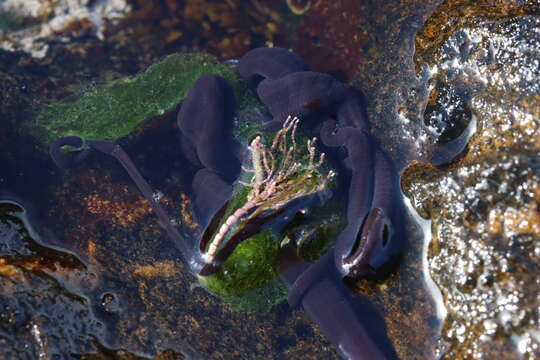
[
  {"xmin": 402, "ymin": 4, "xmax": 540, "ymax": 359},
  {"xmin": 1, "ymin": 0, "xmax": 539, "ymax": 359},
  {"xmin": 0, "ymin": 0, "xmax": 131, "ymax": 57}
]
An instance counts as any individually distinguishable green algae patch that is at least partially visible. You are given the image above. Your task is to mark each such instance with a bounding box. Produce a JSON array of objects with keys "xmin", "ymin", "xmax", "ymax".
[
  {"xmin": 198, "ymin": 229, "xmax": 288, "ymax": 314},
  {"xmin": 34, "ymin": 52, "xmax": 260, "ymax": 146}
]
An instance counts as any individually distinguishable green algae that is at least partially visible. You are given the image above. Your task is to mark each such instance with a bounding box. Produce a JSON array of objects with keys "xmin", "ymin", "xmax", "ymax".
[
  {"xmin": 196, "ymin": 182, "xmax": 289, "ymax": 314},
  {"xmin": 199, "ymin": 209, "xmax": 343, "ymax": 314},
  {"xmin": 286, "ymin": 212, "xmax": 343, "ymax": 262},
  {"xmin": 199, "ymin": 229, "xmax": 288, "ymax": 314},
  {"xmin": 34, "ymin": 52, "xmax": 260, "ymax": 145}
]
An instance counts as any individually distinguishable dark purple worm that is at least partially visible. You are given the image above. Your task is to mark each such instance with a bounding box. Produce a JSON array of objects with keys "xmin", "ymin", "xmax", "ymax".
[
  {"xmin": 278, "ymin": 248, "xmax": 395, "ymax": 360},
  {"xmin": 237, "ymin": 47, "xmax": 404, "ymax": 360},
  {"xmin": 50, "ymin": 47, "xmax": 405, "ymax": 360},
  {"xmin": 177, "ymin": 74, "xmax": 240, "ymax": 183},
  {"xmin": 238, "ymin": 47, "xmax": 309, "ymax": 82}
]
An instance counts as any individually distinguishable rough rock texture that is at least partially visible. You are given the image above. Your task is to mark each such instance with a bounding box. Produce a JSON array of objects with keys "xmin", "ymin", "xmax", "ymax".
[
  {"xmin": 402, "ymin": 5, "xmax": 540, "ymax": 360},
  {"xmin": 1, "ymin": 0, "xmax": 539, "ymax": 359},
  {"xmin": 0, "ymin": 0, "xmax": 288, "ymax": 60},
  {"xmin": 0, "ymin": 0, "xmax": 131, "ymax": 57}
]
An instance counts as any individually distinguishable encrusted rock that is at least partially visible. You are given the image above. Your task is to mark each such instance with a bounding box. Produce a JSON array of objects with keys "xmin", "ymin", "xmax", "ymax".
[
  {"xmin": 0, "ymin": 0, "xmax": 131, "ymax": 57},
  {"xmin": 403, "ymin": 11, "xmax": 540, "ymax": 360}
]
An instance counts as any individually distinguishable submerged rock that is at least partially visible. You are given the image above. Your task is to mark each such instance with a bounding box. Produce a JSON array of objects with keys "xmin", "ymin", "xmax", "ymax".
[
  {"xmin": 0, "ymin": 201, "xmax": 103, "ymax": 358},
  {"xmin": 403, "ymin": 10, "xmax": 540, "ymax": 360}
]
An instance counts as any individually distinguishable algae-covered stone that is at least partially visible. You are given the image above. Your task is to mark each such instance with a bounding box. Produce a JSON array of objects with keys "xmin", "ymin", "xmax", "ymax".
[
  {"xmin": 199, "ymin": 229, "xmax": 288, "ymax": 314},
  {"xmin": 34, "ymin": 52, "xmax": 260, "ymax": 146}
]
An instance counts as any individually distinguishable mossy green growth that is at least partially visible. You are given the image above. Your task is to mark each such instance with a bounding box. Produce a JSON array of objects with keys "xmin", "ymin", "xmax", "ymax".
[
  {"xmin": 286, "ymin": 212, "xmax": 344, "ymax": 262},
  {"xmin": 199, "ymin": 229, "xmax": 288, "ymax": 314},
  {"xmin": 34, "ymin": 52, "xmax": 261, "ymax": 146},
  {"xmin": 232, "ymin": 111, "xmax": 267, "ymax": 143}
]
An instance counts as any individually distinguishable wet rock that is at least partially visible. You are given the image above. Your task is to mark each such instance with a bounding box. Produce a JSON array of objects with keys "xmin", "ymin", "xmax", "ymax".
[
  {"xmin": 0, "ymin": 0, "xmax": 131, "ymax": 57},
  {"xmin": 0, "ymin": 0, "xmax": 291, "ymax": 62},
  {"xmin": 3, "ymin": 0, "xmax": 538, "ymax": 358},
  {"xmin": 403, "ymin": 10, "xmax": 540, "ymax": 360},
  {"xmin": 0, "ymin": 201, "xmax": 104, "ymax": 358},
  {"xmin": 291, "ymin": 0, "xmax": 370, "ymax": 81},
  {"xmin": 111, "ymin": 0, "xmax": 287, "ymax": 60}
]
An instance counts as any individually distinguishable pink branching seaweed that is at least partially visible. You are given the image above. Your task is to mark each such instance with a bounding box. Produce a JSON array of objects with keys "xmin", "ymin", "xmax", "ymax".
[{"xmin": 203, "ymin": 116, "xmax": 335, "ymax": 262}]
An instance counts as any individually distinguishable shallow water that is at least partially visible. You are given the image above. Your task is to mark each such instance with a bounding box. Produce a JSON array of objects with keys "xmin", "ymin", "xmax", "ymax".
[{"xmin": 1, "ymin": 1, "xmax": 538, "ymax": 359}]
